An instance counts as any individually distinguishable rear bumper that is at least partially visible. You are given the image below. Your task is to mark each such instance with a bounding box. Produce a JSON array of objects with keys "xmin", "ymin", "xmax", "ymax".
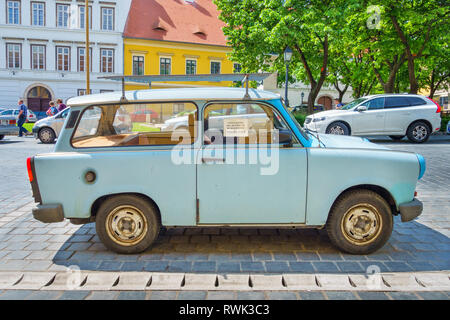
[
  {"xmin": 32, "ymin": 204, "xmax": 64, "ymax": 223},
  {"xmin": 399, "ymin": 198, "xmax": 423, "ymax": 222}
]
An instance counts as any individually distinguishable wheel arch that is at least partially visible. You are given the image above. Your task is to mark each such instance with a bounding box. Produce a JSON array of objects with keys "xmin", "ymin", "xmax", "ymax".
[
  {"xmin": 326, "ymin": 120, "xmax": 352, "ymax": 135},
  {"xmin": 90, "ymin": 192, "xmax": 162, "ymax": 223},
  {"xmin": 407, "ymin": 119, "xmax": 432, "ymax": 133},
  {"xmin": 330, "ymin": 184, "xmax": 397, "ymax": 216}
]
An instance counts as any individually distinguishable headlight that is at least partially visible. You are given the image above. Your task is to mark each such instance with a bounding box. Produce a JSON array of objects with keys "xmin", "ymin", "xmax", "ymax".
[{"xmin": 313, "ymin": 117, "xmax": 326, "ymax": 122}]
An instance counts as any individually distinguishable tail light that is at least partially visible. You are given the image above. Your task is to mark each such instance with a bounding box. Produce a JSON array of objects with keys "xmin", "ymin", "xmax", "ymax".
[
  {"xmin": 9, "ymin": 120, "xmax": 16, "ymax": 125},
  {"xmin": 427, "ymin": 97, "xmax": 441, "ymax": 113},
  {"xmin": 27, "ymin": 157, "xmax": 34, "ymax": 182}
]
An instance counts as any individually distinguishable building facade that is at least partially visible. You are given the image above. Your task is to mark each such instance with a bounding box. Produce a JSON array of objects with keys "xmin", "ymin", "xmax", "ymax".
[
  {"xmin": 122, "ymin": 0, "xmax": 237, "ymax": 90},
  {"xmin": 0, "ymin": 0, "xmax": 131, "ymax": 116}
]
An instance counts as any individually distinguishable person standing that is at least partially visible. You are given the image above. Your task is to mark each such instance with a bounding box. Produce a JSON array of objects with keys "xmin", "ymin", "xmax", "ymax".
[
  {"xmin": 334, "ymin": 98, "xmax": 344, "ymax": 109},
  {"xmin": 46, "ymin": 101, "xmax": 58, "ymax": 117},
  {"xmin": 17, "ymin": 99, "xmax": 30, "ymax": 137},
  {"xmin": 56, "ymin": 99, "xmax": 67, "ymax": 112}
]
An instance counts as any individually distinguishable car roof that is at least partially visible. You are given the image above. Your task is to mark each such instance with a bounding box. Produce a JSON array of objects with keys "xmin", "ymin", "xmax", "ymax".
[
  {"xmin": 66, "ymin": 87, "xmax": 281, "ymax": 107},
  {"xmin": 361, "ymin": 93, "xmax": 427, "ymax": 99}
]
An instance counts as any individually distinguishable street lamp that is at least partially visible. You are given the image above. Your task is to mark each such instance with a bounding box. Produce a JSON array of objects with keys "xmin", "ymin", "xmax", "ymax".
[{"xmin": 284, "ymin": 46, "xmax": 293, "ymax": 107}]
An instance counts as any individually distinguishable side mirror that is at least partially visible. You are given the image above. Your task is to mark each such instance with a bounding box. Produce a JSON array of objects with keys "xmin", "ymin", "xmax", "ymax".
[
  {"xmin": 356, "ymin": 106, "xmax": 367, "ymax": 112},
  {"xmin": 278, "ymin": 129, "xmax": 293, "ymax": 147}
]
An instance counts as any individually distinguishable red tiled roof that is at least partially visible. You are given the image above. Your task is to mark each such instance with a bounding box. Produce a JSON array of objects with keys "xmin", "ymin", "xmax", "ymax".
[{"xmin": 123, "ymin": 0, "xmax": 228, "ymax": 47}]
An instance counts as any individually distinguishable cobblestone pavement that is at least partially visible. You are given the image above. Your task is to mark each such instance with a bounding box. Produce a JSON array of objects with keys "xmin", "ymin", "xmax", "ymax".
[{"xmin": 0, "ymin": 135, "xmax": 448, "ymax": 299}]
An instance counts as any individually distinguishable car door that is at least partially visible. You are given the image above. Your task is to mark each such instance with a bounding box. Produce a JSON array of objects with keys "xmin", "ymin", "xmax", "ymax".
[
  {"xmin": 196, "ymin": 102, "xmax": 307, "ymax": 225},
  {"xmin": 53, "ymin": 108, "xmax": 70, "ymax": 135},
  {"xmin": 384, "ymin": 97, "xmax": 411, "ymax": 134},
  {"xmin": 352, "ymin": 97, "xmax": 385, "ymax": 135}
]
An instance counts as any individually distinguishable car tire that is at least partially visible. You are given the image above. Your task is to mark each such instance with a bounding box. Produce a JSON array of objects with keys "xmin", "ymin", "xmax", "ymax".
[
  {"xmin": 326, "ymin": 122, "xmax": 350, "ymax": 135},
  {"xmin": 0, "ymin": 135, "xmax": 4, "ymax": 140},
  {"xmin": 389, "ymin": 135, "xmax": 405, "ymax": 141},
  {"xmin": 96, "ymin": 194, "xmax": 161, "ymax": 254},
  {"xmin": 38, "ymin": 127, "xmax": 56, "ymax": 144},
  {"xmin": 326, "ymin": 189, "xmax": 393, "ymax": 255},
  {"xmin": 407, "ymin": 121, "xmax": 430, "ymax": 143}
]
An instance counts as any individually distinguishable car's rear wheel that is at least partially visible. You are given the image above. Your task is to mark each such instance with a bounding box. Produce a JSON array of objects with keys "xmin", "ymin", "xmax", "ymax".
[
  {"xmin": 326, "ymin": 122, "xmax": 350, "ymax": 135},
  {"xmin": 326, "ymin": 189, "xmax": 393, "ymax": 254},
  {"xmin": 407, "ymin": 121, "xmax": 430, "ymax": 143},
  {"xmin": 96, "ymin": 195, "xmax": 161, "ymax": 254},
  {"xmin": 389, "ymin": 135, "xmax": 405, "ymax": 141},
  {"xmin": 0, "ymin": 135, "xmax": 4, "ymax": 140},
  {"xmin": 38, "ymin": 127, "xmax": 56, "ymax": 144}
]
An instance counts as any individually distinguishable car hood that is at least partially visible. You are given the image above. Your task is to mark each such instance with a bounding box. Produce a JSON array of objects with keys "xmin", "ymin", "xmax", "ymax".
[
  {"xmin": 34, "ymin": 117, "xmax": 52, "ymax": 127},
  {"xmin": 311, "ymin": 133, "xmax": 389, "ymax": 150}
]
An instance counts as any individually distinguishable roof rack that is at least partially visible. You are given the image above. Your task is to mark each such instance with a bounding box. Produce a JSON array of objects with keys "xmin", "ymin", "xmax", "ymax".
[{"xmin": 99, "ymin": 73, "xmax": 273, "ymax": 102}]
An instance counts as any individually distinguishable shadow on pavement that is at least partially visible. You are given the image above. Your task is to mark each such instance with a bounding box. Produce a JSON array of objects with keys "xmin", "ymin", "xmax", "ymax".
[{"xmin": 51, "ymin": 217, "xmax": 450, "ymax": 274}]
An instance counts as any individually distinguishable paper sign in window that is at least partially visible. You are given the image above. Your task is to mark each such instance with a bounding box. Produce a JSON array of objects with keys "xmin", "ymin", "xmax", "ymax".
[{"xmin": 223, "ymin": 118, "xmax": 249, "ymax": 137}]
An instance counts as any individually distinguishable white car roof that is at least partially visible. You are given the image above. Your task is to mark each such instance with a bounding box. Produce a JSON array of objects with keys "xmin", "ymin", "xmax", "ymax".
[
  {"xmin": 361, "ymin": 94, "xmax": 427, "ymax": 99},
  {"xmin": 67, "ymin": 87, "xmax": 281, "ymax": 107}
]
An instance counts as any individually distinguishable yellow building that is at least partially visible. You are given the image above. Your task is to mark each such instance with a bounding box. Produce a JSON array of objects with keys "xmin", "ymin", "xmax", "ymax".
[{"xmin": 122, "ymin": 0, "xmax": 239, "ymax": 90}]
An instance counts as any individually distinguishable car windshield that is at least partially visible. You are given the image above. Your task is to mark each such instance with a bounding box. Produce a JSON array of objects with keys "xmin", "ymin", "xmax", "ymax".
[
  {"xmin": 281, "ymin": 101, "xmax": 309, "ymax": 141},
  {"xmin": 340, "ymin": 98, "xmax": 368, "ymax": 110}
]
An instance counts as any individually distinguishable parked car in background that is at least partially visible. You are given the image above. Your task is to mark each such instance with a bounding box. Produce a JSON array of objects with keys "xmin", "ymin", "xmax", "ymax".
[
  {"xmin": 289, "ymin": 104, "xmax": 325, "ymax": 113},
  {"xmin": 304, "ymin": 94, "xmax": 442, "ymax": 143},
  {"xmin": 32, "ymin": 108, "xmax": 71, "ymax": 143},
  {"xmin": 0, "ymin": 108, "xmax": 37, "ymax": 123},
  {"xmin": 29, "ymin": 87, "xmax": 425, "ymax": 256}
]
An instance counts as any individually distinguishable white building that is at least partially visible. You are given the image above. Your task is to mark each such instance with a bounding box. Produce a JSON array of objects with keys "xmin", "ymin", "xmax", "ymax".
[{"xmin": 0, "ymin": 0, "xmax": 131, "ymax": 117}]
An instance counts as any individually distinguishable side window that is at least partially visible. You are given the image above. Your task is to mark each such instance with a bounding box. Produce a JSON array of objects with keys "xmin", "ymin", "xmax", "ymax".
[
  {"xmin": 61, "ymin": 109, "xmax": 70, "ymax": 118},
  {"xmin": 385, "ymin": 97, "xmax": 410, "ymax": 109},
  {"xmin": 1, "ymin": 110, "xmax": 13, "ymax": 115},
  {"xmin": 367, "ymin": 97, "xmax": 384, "ymax": 110},
  {"xmin": 72, "ymin": 106, "xmax": 102, "ymax": 142},
  {"xmin": 72, "ymin": 103, "xmax": 197, "ymax": 148},
  {"xmin": 406, "ymin": 97, "xmax": 426, "ymax": 106},
  {"xmin": 203, "ymin": 103, "xmax": 294, "ymax": 145}
]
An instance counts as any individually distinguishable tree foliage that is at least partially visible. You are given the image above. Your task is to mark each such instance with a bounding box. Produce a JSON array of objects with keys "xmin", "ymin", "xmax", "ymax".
[{"xmin": 215, "ymin": 0, "xmax": 449, "ymax": 110}]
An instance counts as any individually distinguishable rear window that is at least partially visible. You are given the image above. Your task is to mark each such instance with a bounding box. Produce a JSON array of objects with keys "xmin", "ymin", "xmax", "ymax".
[
  {"xmin": 71, "ymin": 102, "xmax": 197, "ymax": 148},
  {"xmin": 384, "ymin": 97, "xmax": 410, "ymax": 108},
  {"xmin": 406, "ymin": 97, "xmax": 426, "ymax": 106}
]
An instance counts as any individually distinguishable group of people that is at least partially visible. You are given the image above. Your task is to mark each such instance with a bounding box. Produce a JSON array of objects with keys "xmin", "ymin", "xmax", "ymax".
[{"xmin": 16, "ymin": 99, "xmax": 67, "ymax": 137}]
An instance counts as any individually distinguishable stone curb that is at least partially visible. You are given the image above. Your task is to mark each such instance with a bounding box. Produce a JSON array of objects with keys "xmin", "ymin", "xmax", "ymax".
[{"xmin": 0, "ymin": 271, "xmax": 448, "ymax": 292}]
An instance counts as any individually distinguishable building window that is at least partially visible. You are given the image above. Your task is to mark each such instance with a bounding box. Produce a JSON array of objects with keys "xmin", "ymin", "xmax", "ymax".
[
  {"xmin": 132, "ymin": 56, "xmax": 144, "ymax": 75},
  {"xmin": 31, "ymin": 2, "xmax": 45, "ymax": 26},
  {"xmin": 31, "ymin": 45, "xmax": 45, "ymax": 70},
  {"xmin": 7, "ymin": 0, "xmax": 20, "ymax": 24},
  {"xmin": 101, "ymin": 7, "xmax": 114, "ymax": 31},
  {"xmin": 56, "ymin": 4, "xmax": 70, "ymax": 28},
  {"xmin": 78, "ymin": 47, "xmax": 92, "ymax": 72},
  {"xmin": 100, "ymin": 49, "xmax": 114, "ymax": 73},
  {"xmin": 186, "ymin": 59, "xmax": 196, "ymax": 75},
  {"xmin": 160, "ymin": 57, "xmax": 171, "ymax": 75},
  {"xmin": 78, "ymin": 5, "xmax": 92, "ymax": 29},
  {"xmin": 6, "ymin": 43, "xmax": 21, "ymax": 69},
  {"xmin": 78, "ymin": 89, "xmax": 92, "ymax": 96},
  {"xmin": 56, "ymin": 46, "xmax": 70, "ymax": 71},
  {"xmin": 211, "ymin": 61, "xmax": 221, "ymax": 74},
  {"xmin": 233, "ymin": 63, "xmax": 242, "ymax": 73}
]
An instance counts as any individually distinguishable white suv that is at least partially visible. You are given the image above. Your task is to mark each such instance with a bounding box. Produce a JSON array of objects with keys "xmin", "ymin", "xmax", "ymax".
[{"xmin": 303, "ymin": 94, "xmax": 442, "ymax": 143}]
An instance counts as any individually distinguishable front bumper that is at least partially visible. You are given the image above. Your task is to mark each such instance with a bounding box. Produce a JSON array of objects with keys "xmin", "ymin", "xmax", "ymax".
[
  {"xmin": 32, "ymin": 204, "xmax": 64, "ymax": 223},
  {"xmin": 399, "ymin": 198, "xmax": 423, "ymax": 222}
]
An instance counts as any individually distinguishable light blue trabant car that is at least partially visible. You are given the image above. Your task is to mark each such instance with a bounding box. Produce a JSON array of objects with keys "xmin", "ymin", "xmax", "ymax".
[{"xmin": 28, "ymin": 87, "xmax": 425, "ymax": 254}]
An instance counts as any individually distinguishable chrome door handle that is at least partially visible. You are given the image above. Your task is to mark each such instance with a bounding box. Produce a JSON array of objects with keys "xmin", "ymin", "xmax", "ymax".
[{"xmin": 202, "ymin": 157, "xmax": 225, "ymax": 164}]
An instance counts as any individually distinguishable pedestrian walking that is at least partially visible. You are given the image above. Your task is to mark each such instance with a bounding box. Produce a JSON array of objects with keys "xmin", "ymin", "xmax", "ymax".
[
  {"xmin": 17, "ymin": 99, "xmax": 30, "ymax": 137},
  {"xmin": 46, "ymin": 101, "xmax": 58, "ymax": 117},
  {"xmin": 56, "ymin": 99, "xmax": 67, "ymax": 112}
]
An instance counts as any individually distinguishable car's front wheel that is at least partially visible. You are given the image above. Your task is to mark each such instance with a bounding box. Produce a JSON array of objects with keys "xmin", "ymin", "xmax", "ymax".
[
  {"xmin": 407, "ymin": 121, "xmax": 430, "ymax": 143},
  {"xmin": 38, "ymin": 127, "xmax": 56, "ymax": 144},
  {"xmin": 96, "ymin": 195, "xmax": 161, "ymax": 254},
  {"xmin": 326, "ymin": 189, "xmax": 393, "ymax": 254},
  {"xmin": 326, "ymin": 122, "xmax": 350, "ymax": 135}
]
